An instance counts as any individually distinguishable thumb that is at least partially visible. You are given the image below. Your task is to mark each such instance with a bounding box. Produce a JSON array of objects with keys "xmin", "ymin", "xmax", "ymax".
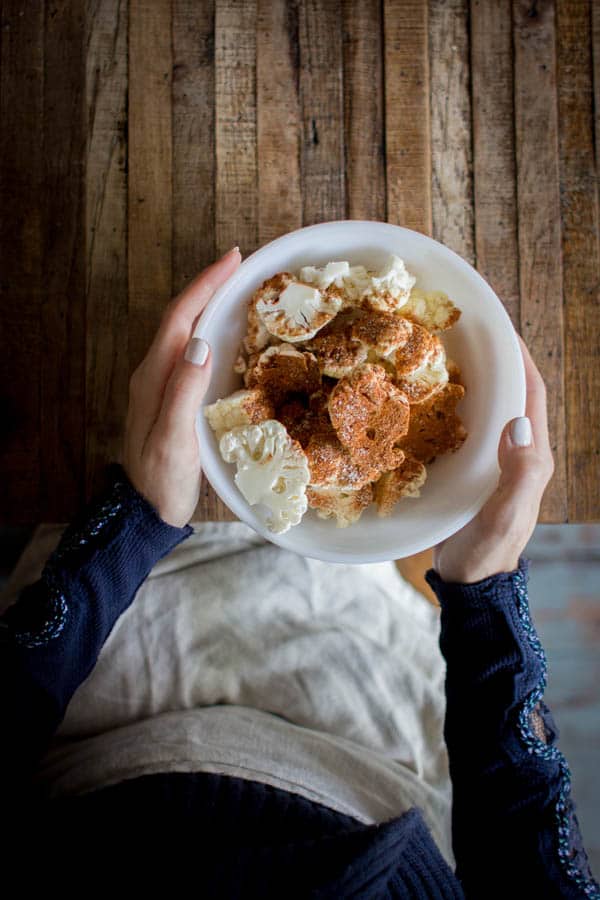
[
  {"xmin": 496, "ymin": 416, "xmax": 546, "ymax": 503},
  {"xmin": 156, "ymin": 337, "xmax": 212, "ymax": 440}
]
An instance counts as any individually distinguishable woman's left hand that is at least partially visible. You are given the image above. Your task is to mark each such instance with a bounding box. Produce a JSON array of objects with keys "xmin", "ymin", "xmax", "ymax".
[{"xmin": 123, "ymin": 247, "xmax": 241, "ymax": 527}]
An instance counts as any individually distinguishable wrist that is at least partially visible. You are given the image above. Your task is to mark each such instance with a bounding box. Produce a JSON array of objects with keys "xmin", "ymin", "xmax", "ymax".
[
  {"xmin": 434, "ymin": 552, "xmax": 521, "ymax": 585},
  {"xmin": 426, "ymin": 556, "xmax": 530, "ymax": 602}
]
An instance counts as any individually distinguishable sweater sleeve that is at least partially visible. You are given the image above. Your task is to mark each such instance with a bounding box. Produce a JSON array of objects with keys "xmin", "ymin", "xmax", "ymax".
[
  {"xmin": 0, "ymin": 465, "xmax": 192, "ymax": 795},
  {"xmin": 425, "ymin": 559, "xmax": 599, "ymax": 900}
]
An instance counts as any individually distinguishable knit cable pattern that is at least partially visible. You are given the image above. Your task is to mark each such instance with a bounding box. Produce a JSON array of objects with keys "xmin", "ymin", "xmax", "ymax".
[{"xmin": 512, "ymin": 565, "xmax": 599, "ymax": 899}]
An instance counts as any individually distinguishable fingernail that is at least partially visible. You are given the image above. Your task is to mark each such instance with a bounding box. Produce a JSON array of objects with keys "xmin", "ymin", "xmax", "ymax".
[
  {"xmin": 185, "ymin": 337, "xmax": 209, "ymax": 366},
  {"xmin": 220, "ymin": 245, "xmax": 239, "ymax": 260},
  {"xmin": 510, "ymin": 416, "xmax": 532, "ymax": 447}
]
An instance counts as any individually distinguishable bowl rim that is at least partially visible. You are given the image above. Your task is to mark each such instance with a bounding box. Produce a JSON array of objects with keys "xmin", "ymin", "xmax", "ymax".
[{"xmin": 195, "ymin": 219, "xmax": 525, "ymax": 564}]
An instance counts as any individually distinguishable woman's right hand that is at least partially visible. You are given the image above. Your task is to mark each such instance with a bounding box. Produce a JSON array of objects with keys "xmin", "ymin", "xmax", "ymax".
[{"xmin": 432, "ymin": 335, "xmax": 555, "ymax": 584}]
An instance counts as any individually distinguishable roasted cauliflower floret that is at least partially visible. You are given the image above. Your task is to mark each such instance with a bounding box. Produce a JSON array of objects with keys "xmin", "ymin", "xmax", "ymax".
[
  {"xmin": 351, "ymin": 310, "xmax": 412, "ymax": 358},
  {"xmin": 400, "ymin": 288, "xmax": 461, "ymax": 332},
  {"xmin": 328, "ymin": 364, "xmax": 410, "ymax": 473},
  {"xmin": 344, "ymin": 255, "xmax": 416, "ymax": 312},
  {"xmin": 306, "ymin": 483, "xmax": 373, "ymax": 528},
  {"xmin": 299, "ymin": 256, "xmax": 415, "ymax": 313},
  {"xmin": 219, "ymin": 420, "xmax": 310, "ymax": 534},
  {"xmin": 304, "ymin": 317, "xmax": 368, "ymax": 379},
  {"xmin": 252, "ymin": 272, "xmax": 343, "ymax": 343},
  {"xmin": 245, "ymin": 344, "xmax": 321, "ymax": 405},
  {"xmin": 204, "ymin": 389, "xmax": 274, "ymax": 439},
  {"xmin": 299, "ymin": 261, "xmax": 350, "ymax": 289},
  {"xmin": 393, "ymin": 330, "xmax": 449, "ymax": 403},
  {"xmin": 400, "ymin": 382, "xmax": 467, "ymax": 465},
  {"xmin": 374, "ymin": 457, "xmax": 428, "ymax": 517}
]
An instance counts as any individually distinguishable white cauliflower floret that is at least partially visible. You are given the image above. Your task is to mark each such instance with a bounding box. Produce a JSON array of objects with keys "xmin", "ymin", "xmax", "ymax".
[
  {"xmin": 343, "ymin": 255, "xmax": 416, "ymax": 311},
  {"xmin": 401, "ymin": 288, "xmax": 461, "ymax": 332},
  {"xmin": 219, "ymin": 420, "xmax": 309, "ymax": 534},
  {"xmin": 298, "ymin": 256, "xmax": 415, "ymax": 312},
  {"xmin": 394, "ymin": 338, "xmax": 449, "ymax": 403},
  {"xmin": 299, "ymin": 261, "xmax": 351, "ymax": 289},
  {"xmin": 204, "ymin": 389, "xmax": 274, "ymax": 439},
  {"xmin": 306, "ymin": 483, "xmax": 373, "ymax": 528},
  {"xmin": 256, "ymin": 278, "xmax": 342, "ymax": 342}
]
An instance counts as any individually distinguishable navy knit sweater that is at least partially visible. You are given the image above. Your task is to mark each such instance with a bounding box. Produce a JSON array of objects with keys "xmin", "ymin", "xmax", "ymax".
[{"xmin": 1, "ymin": 466, "xmax": 598, "ymax": 898}]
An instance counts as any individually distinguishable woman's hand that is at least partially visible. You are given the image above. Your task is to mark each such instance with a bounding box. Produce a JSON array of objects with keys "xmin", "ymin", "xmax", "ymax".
[
  {"xmin": 123, "ymin": 247, "xmax": 242, "ymax": 527},
  {"xmin": 433, "ymin": 336, "xmax": 555, "ymax": 583}
]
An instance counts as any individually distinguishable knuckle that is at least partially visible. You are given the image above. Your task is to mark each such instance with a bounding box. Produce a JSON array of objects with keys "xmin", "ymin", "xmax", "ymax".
[
  {"xmin": 128, "ymin": 367, "xmax": 141, "ymax": 396},
  {"xmin": 542, "ymin": 454, "xmax": 555, "ymax": 483},
  {"xmin": 531, "ymin": 457, "xmax": 551, "ymax": 485},
  {"xmin": 169, "ymin": 373, "xmax": 193, "ymax": 407}
]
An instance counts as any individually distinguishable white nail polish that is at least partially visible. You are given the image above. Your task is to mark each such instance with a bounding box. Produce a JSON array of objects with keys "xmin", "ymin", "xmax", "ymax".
[
  {"xmin": 185, "ymin": 337, "xmax": 209, "ymax": 366},
  {"xmin": 511, "ymin": 416, "xmax": 532, "ymax": 447}
]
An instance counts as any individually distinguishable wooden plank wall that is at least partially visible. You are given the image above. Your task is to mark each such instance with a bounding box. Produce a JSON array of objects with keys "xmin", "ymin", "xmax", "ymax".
[{"xmin": 0, "ymin": 0, "xmax": 598, "ymax": 524}]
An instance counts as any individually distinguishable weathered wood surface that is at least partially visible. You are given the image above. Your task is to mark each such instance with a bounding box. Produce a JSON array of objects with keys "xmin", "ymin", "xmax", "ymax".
[
  {"xmin": 343, "ymin": 0, "xmax": 386, "ymax": 221},
  {"xmin": 513, "ymin": 0, "xmax": 567, "ymax": 523},
  {"xmin": 384, "ymin": 0, "xmax": 431, "ymax": 235},
  {"xmin": 0, "ymin": 0, "xmax": 598, "ymax": 524},
  {"xmin": 42, "ymin": 2, "xmax": 87, "ymax": 518},
  {"xmin": 86, "ymin": 0, "xmax": 129, "ymax": 498},
  {"xmin": 0, "ymin": 2, "xmax": 45, "ymax": 520},
  {"xmin": 299, "ymin": 0, "xmax": 345, "ymax": 225},
  {"xmin": 128, "ymin": 0, "xmax": 173, "ymax": 375},
  {"xmin": 470, "ymin": 0, "xmax": 520, "ymax": 327},
  {"xmin": 556, "ymin": 0, "xmax": 600, "ymax": 523},
  {"xmin": 430, "ymin": 0, "xmax": 473, "ymax": 264}
]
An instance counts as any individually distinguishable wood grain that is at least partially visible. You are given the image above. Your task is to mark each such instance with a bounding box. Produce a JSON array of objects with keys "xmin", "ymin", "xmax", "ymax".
[
  {"xmin": 513, "ymin": 0, "xmax": 567, "ymax": 523},
  {"xmin": 128, "ymin": 0, "xmax": 172, "ymax": 374},
  {"xmin": 0, "ymin": 1, "xmax": 44, "ymax": 523},
  {"xmin": 384, "ymin": 0, "xmax": 431, "ymax": 235},
  {"xmin": 556, "ymin": 0, "xmax": 600, "ymax": 522},
  {"xmin": 470, "ymin": 0, "xmax": 520, "ymax": 326},
  {"xmin": 1, "ymin": 0, "xmax": 600, "ymax": 524},
  {"xmin": 173, "ymin": 1, "xmax": 223, "ymax": 522},
  {"xmin": 85, "ymin": 0, "xmax": 129, "ymax": 499},
  {"xmin": 41, "ymin": 1, "xmax": 87, "ymax": 519},
  {"xmin": 257, "ymin": 0, "xmax": 302, "ymax": 244},
  {"xmin": 172, "ymin": 0, "xmax": 216, "ymax": 294},
  {"xmin": 594, "ymin": 1, "xmax": 600, "ymax": 196},
  {"xmin": 430, "ymin": 0, "xmax": 474, "ymax": 263},
  {"xmin": 209, "ymin": 0, "xmax": 258, "ymax": 520},
  {"xmin": 215, "ymin": 0, "xmax": 258, "ymax": 257},
  {"xmin": 299, "ymin": 0, "xmax": 345, "ymax": 225},
  {"xmin": 342, "ymin": 0, "xmax": 385, "ymax": 221}
]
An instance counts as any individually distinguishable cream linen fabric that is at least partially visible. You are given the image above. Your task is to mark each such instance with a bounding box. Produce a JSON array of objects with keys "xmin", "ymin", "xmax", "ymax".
[{"xmin": 2, "ymin": 522, "xmax": 453, "ymax": 864}]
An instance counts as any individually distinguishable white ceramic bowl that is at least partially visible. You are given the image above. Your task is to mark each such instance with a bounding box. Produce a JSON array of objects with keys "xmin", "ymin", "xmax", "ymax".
[{"xmin": 195, "ymin": 220, "xmax": 525, "ymax": 564}]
